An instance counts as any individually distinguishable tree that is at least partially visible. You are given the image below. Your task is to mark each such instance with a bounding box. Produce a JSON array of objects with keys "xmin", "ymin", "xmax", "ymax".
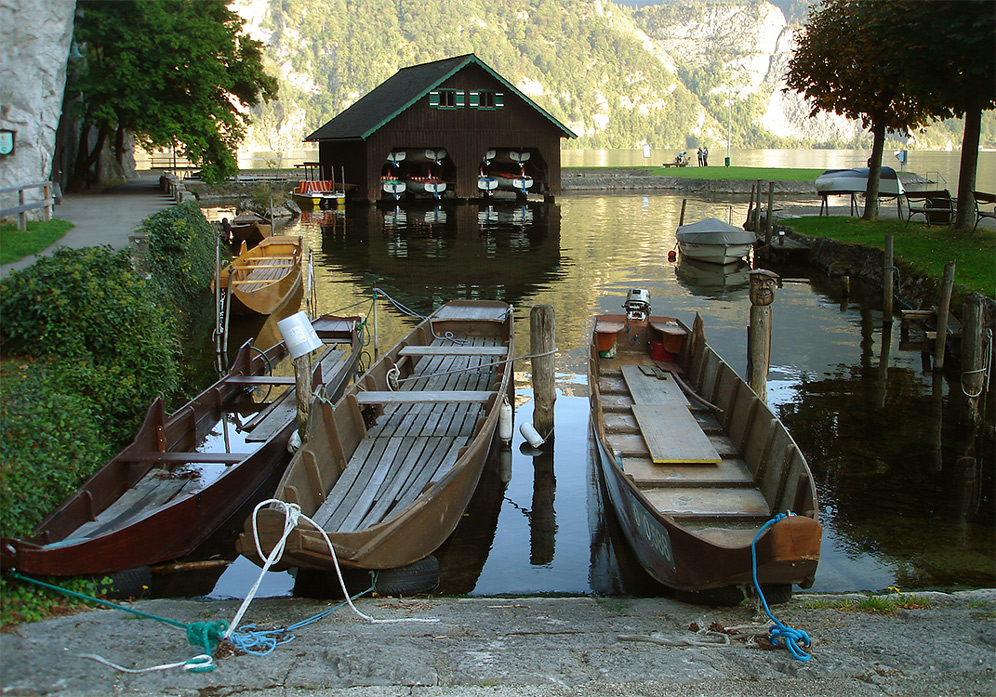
[
  {"xmin": 891, "ymin": 1, "xmax": 995, "ymax": 230},
  {"xmin": 785, "ymin": 1, "xmax": 934, "ymax": 220},
  {"xmin": 68, "ymin": 0, "xmax": 277, "ymax": 188}
]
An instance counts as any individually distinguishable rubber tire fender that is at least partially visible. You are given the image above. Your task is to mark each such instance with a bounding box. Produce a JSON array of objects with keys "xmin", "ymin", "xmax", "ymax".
[{"xmin": 373, "ymin": 556, "xmax": 440, "ymax": 596}]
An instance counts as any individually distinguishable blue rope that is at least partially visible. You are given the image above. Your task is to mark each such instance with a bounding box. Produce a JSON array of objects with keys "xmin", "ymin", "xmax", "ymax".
[
  {"xmin": 751, "ymin": 514, "xmax": 813, "ymax": 662},
  {"xmin": 227, "ymin": 584, "xmax": 375, "ymax": 656}
]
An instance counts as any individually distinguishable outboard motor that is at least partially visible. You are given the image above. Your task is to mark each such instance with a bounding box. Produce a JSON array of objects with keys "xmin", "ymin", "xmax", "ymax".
[{"xmin": 624, "ymin": 288, "xmax": 651, "ymax": 321}]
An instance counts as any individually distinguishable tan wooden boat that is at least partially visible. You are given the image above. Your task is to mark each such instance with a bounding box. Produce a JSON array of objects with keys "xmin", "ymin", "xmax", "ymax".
[
  {"xmin": 589, "ymin": 297, "xmax": 821, "ymax": 604},
  {"xmin": 238, "ymin": 299, "xmax": 514, "ymax": 574},
  {"xmin": 217, "ymin": 235, "xmax": 303, "ymax": 316}
]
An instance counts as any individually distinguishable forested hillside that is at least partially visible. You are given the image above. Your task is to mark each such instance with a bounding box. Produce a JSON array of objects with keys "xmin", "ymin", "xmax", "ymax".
[{"xmin": 233, "ymin": 0, "xmax": 992, "ymax": 153}]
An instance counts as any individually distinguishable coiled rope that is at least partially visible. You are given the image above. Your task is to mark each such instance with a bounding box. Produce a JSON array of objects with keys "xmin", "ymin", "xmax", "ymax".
[
  {"xmin": 961, "ymin": 328, "xmax": 992, "ymax": 398},
  {"xmin": 751, "ymin": 513, "xmax": 813, "ymax": 662}
]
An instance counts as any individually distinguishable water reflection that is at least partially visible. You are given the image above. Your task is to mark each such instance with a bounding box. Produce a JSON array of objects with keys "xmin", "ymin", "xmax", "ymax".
[{"xmin": 189, "ymin": 192, "xmax": 992, "ymax": 599}]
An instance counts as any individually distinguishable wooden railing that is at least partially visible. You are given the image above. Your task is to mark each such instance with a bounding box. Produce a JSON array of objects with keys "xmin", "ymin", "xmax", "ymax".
[{"xmin": 0, "ymin": 181, "xmax": 54, "ymax": 231}]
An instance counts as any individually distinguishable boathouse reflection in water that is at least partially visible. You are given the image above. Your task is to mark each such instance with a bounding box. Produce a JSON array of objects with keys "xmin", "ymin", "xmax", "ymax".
[{"xmin": 190, "ymin": 194, "xmax": 992, "ymax": 599}]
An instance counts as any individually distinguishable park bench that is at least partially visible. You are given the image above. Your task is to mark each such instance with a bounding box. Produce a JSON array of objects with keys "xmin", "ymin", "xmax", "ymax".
[
  {"xmin": 904, "ymin": 189, "xmax": 954, "ymax": 226},
  {"xmin": 973, "ymin": 191, "xmax": 996, "ymax": 233}
]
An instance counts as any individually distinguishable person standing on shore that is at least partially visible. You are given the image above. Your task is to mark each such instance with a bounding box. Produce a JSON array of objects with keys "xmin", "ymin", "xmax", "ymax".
[
  {"xmin": 703, "ymin": 147, "xmax": 709, "ymax": 166},
  {"xmin": 697, "ymin": 147, "xmax": 704, "ymax": 167}
]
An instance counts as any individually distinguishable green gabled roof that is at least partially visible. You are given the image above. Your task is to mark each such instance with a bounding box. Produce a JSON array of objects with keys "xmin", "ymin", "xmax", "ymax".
[{"xmin": 305, "ymin": 54, "xmax": 576, "ymax": 141}]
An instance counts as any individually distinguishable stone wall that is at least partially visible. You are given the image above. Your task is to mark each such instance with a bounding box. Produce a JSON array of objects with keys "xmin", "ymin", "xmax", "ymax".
[{"xmin": 0, "ymin": 0, "xmax": 76, "ymax": 219}]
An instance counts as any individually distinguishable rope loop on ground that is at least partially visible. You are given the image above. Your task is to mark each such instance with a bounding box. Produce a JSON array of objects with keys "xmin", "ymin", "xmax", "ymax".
[{"xmin": 751, "ymin": 513, "xmax": 813, "ymax": 662}]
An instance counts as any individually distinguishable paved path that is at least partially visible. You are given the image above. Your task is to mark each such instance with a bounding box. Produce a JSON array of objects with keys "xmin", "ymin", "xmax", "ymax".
[{"xmin": 0, "ymin": 173, "xmax": 175, "ymax": 279}]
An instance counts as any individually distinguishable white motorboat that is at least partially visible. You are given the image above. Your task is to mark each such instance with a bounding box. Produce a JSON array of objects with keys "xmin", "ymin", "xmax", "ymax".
[
  {"xmin": 815, "ymin": 166, "xmax": 905, "ymax": 197},
  {"xmin": 675, "ymin": 218, "xmax": 756, "ymax": 265}
]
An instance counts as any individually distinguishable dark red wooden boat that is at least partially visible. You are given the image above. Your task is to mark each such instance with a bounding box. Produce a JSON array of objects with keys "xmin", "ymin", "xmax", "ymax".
[
  {"xmin": 0, "ymin": 315, "xmax": 362, "ymax": 578},
  {"xmin": 589, "ymin": 293, "xmax": 821, "ymax": 604}
]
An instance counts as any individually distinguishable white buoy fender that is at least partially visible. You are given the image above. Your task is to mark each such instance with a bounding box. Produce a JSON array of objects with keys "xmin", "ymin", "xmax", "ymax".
[
  {"xmin": 499, "ymin": 400, "xmax": 513, "ymax": 443},
  {"xmin": 520, "ymin": 421, "xmax": 545, "ymax": 448}
]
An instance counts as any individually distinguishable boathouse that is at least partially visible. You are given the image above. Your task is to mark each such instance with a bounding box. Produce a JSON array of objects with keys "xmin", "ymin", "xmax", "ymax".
[{"xmin": 305, "ymin": 54, "xmax": 576, "ymax": 203}]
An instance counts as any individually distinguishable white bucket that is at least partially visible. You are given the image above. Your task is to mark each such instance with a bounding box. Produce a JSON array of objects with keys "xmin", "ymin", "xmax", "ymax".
[{"xmin": 277, "ymin": 312, "xmax": 323, "ymax": 359}]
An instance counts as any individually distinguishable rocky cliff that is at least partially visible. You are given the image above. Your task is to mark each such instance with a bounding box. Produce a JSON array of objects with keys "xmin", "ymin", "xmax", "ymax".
[{"xmin": 0, "ymin": 0, "xmax": 76, "ymax": 215}]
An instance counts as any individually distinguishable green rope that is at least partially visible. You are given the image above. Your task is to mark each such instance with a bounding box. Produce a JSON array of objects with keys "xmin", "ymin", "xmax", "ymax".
[{"xmin": 10, "ymin": 571, "xmax": 227, "ymax": 662}]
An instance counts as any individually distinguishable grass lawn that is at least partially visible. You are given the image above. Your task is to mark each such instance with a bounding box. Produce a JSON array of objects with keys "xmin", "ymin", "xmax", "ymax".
[
  {"xmin": 653, "ymin": 165, "xmax": 824, "ymax": 182},
  {"xmin": 0, "ymin": 219, "xmax": 73, "ymax": 265},
  {"xmin": 787, "ymin": 216, "xmax": 995, "ymax": 299}
]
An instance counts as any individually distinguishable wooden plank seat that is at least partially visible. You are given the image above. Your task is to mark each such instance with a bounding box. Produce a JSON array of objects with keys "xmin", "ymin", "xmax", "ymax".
[
  {"xmin": 225, "ymin": 376, "xmax": 295, "ymax": 385},
  {"xmin": 631, "ymin": 403, "xmax": 721, "ymax": 464},
  {"xmin": 398, "ymin": 345, "xmax": 508, "ymax": 356},
  {"xmin": 355, "ymin": 390, "xmax": 494, "ymax": 405},
  {"xmin": 118, "ymin": 451, "xmax": 248, "ymax": 464}
]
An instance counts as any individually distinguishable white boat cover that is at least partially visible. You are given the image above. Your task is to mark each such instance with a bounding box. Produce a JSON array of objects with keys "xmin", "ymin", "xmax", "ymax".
[
  {"xmin": 675, "ymin": 218, "xmax": 755, "ymax": 246},
  {"xmin": 815, "ymin": 166, "xmax": 905, "ymax": 196}
]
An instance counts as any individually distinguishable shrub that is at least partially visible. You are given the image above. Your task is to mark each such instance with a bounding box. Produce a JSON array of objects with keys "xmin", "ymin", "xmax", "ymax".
[
  {"xmin": 139, "ymin": 201, "xmax": 221, "ymax": 303},
  {"xmin": 0, "ymin": 246, "xmax": 179, "ymax": 443}
]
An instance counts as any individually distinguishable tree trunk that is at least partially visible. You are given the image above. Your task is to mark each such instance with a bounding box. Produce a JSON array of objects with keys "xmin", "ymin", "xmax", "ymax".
[
  {"xmin": 955, "ymin": 106, "xmax": 982, "ymax": 231},
  {"xmin": 863, "ymin": 119, "xmax": 886, "ymax": 221},
  {"xmin": 67, "ymin": 123, "xmax": 110, "ymax": 192}
]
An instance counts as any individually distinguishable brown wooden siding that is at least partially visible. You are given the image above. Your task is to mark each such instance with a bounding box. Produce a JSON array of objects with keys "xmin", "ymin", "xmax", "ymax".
[{"xmin": 316, "ymin": 63, "xmax": 568, "ymax": 202}]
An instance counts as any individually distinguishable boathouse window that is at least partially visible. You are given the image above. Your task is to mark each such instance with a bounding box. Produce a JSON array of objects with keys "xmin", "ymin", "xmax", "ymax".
[
  {"xmin": 470, "ymin": 90, "xmax": 504, "ymax": 110},
  {"xmin": 430, "ymin": 89, "xmax": 465, "ymax": 109}
]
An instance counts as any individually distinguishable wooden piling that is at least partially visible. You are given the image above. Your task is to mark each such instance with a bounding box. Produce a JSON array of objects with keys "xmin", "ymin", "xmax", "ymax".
[
  {"xmin": 679, "ymin": 198, "xmax": 687, "ymax": 227},
  {"xmin": 883, "ymin": 234, "xmax": 894, "ymax": 323},
  {"xmin": 530, "ymin": 305, "xmax": 556, "ymax": 438},
  {"xmin": 754, "ymin": 180, "xmax": 763, "ymax": 238},
  {"xmin": 294, "ymin": 352, "xmax": 313, "ymax": 431},
  {"xmin": 933, "ymin": 262, "xmax": 956, "ymax": 371},
  {"xmin": 961, "ymin": 293, "xmax": 987, "ymax": 422},
  {"xmin": 764, "ymin": 181, "xmax": 775, "ymax": 248}
]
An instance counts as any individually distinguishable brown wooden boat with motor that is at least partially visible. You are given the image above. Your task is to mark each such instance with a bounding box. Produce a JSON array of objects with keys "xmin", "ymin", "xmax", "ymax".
[
  {"xmin": 0, "ymin": 315, "xmax": 362, "ymax": 578},
  {"xmin": 589, "ymin": 290, "xmax": 821, "ymax": 604},
  {"xmin": 238, "ymin": 299, "xmax": 514, "ymax": 577},
  {"xmin": 216, "ymin": 235, "xmax": 303, "ymax": 316}
]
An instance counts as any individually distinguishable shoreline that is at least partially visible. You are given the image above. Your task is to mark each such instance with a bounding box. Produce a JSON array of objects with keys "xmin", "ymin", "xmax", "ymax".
[{"xmin": 2, "ymin": 589, "xmax": 993, "ymax": 696}]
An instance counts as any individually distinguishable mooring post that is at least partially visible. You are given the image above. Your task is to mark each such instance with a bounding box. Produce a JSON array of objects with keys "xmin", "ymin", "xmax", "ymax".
[
  {"xmin": 754, "ymin": 180, "xmax": 763, "ymax": 238},
  {"xmin": 293, "ymin": 352, "xmax": 313, "ymax": 431},
  {"xmin": 933, "ymin": 262, "xmax": 956, "ymax": 371},
  {"xmin": 764, "ymin": 181, "xmax": 775, "ymax": 249},
  {"xmin": 747, "ymin": 269, "xmax": 779, "ymax": 402},
  {"xmin": 962, "ymin": 293, "xmax": 987, "ymax": 422},
  {"xmin": 883, "ymin": 234, "xmax": 894, "ymax": 322},
  {"xmin": 679, "ymin": 198, "xmax": 687, "ymax": 226},
  {"xmin": 530, "ymin": 304, "xmax": 556, "ymax": 439}
]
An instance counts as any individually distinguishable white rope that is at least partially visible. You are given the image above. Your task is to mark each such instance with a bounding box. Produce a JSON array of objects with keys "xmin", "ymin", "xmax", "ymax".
[
  {"xmin": 225, "ymin": 499, "xmax": 438, "ymax": 643},
  {"xmin": 79, "ymin": 653, "xmax": 214, "ymax": 673},
  {"xmin": 961, "ymin": 328, "xmax": 992, "ymax": 399}
]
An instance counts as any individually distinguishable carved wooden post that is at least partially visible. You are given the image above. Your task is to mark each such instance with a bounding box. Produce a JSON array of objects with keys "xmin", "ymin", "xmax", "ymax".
[
  {"xmin": 530, "ymin": 305, "xmax": 556, "ymax": 439},
  {"xmin": 748, "ymin": 269, "xmax": 779, "ymax": 402}
]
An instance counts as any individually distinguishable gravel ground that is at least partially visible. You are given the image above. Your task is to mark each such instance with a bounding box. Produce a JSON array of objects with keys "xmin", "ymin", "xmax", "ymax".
[{"xmin": 2, "ymin": 590, "xmax": 994, "ymax": 696}]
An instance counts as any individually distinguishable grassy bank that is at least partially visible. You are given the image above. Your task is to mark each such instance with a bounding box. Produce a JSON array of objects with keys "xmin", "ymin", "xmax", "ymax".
[
  {"xmin": 0, "ymin": 220, "xmax": 73, "ymax": 265},
  {"xmin": 654, "ymin": 165, "xmax": 824, "ymax": 181},
  {"xmin": 786, "ymin": 216, "xmax": 995, "ymax": 299}
]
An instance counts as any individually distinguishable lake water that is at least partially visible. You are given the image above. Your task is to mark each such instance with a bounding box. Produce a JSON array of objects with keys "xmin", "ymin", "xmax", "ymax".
[{"xmin": 191, "ymin": 150, "xmax": 993, "ymax": 601}]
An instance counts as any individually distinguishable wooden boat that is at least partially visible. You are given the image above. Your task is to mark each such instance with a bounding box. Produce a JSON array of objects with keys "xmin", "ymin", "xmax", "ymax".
[
  {"xmin": 238, "ymin": 299, "xmax": 514, "ymax": 573},
  {"xmin": 0, "ymin": 316, "xmax": 363, "ymax": 578},
  {"xmin": 381, "ymin": 176, "xmax": 407, "ymax": 200},
  {"xmin": 223, "ymin": 213, "xmax": 272, "ymax": 252},
  {"xmin": 217, "ymin": 235, "xmax": 303, "ymax": 316},
  {"xmin": 405, "ymin": 175, "xmax": 447, "ymax": 199},
  {"xmin": 588, "ymin": 292, "xmax": 821, "ymax": 603},
  {"xmin": 494, "ymin": 171, "xmax": 533, "ymax": 195},
  {"xmin": 675, "ymin": 217, "xmax": 756, "ymax": 265},
  {"xmin": 477, "ymin": 175, "xmax": 498, "ymax": 196}
]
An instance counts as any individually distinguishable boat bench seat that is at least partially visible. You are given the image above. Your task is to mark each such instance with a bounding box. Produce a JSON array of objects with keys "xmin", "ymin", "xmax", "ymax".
[
  {"xmin": 399, "ymin": 345, "xmax": 508, "ymax": 356},
  {"xmin": 356, "ymin": 390, "xmax": 494, "ymax": 405},
  {"xmin": 119, "ymin": 451, "xmax": 248, "ymax": 464},
  {"xmin": 225, "ymin": 376, "xmax": 296, "ymax": 385}
]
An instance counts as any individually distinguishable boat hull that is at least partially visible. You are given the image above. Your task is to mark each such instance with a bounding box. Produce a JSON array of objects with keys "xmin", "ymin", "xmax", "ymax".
[
  {"xmin": 676, "ymin": 241, "xmax": 753, "ymax": 265},
  {"xmin": 588, "ymin": 312, "xmax": 821, "ymax": 594},
  {"xmin": 815, "ymin": 167, "xmax": 904, "ymax": 196},
  {"xmin": 218, "ymin": 235, "xmax": 304, "ymax": 316},
  {"xmin": 0, "ymin": 320, "xmax": 362, "ymax": 578}
]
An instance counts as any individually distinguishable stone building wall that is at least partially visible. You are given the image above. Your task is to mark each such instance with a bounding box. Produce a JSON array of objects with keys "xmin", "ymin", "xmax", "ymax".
[{"xmin": 0, "ymin": 0, "xmax": 76, "ymax": 219}]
